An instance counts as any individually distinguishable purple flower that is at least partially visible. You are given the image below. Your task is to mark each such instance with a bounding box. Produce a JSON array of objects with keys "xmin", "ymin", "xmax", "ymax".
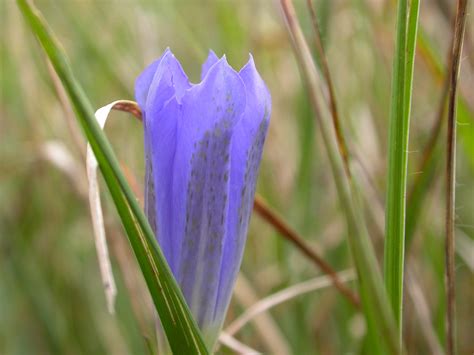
[{"xmin": 135, "ymin": 48, "xmax": 270, "ymax": 347}]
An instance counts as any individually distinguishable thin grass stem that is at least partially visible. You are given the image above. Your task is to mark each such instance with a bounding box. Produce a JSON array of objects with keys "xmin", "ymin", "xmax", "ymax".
[
  {"xmin": 445, "ymin": 1, "xmax": 469, "ymax": 353},
  {"xmin": 253, "ymin": 195, "xmax": 360, "ymax": 307},
  {"xmin": 305, "ymin": 0, "xmax": 350, "ymax": 177}
]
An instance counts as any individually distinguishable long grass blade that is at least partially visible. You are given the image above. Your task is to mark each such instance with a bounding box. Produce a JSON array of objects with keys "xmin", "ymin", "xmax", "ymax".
[
  {"xmin": 16, "ymin": 1, "xmax": 208, "ymax": 353},
  {"xmin": 384, "ymin": 0, "xmax": 420, "ymax": 339}
]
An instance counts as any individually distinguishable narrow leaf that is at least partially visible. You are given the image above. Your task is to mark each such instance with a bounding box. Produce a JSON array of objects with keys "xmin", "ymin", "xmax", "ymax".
[{"xmin": 384, "ymin": 0, "xmax": 420, "ymax": 341}]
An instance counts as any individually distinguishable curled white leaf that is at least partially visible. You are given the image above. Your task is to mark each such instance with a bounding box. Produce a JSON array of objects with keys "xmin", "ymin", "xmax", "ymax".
[{"xmin": 86, "ymin": 100, "xmax": 141, "ymax": 314}]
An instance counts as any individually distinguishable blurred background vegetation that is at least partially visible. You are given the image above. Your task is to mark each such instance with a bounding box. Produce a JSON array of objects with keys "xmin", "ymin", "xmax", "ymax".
[{"xmin": 1, "ymin": 0, "xmax": 473, "ymax": 354}]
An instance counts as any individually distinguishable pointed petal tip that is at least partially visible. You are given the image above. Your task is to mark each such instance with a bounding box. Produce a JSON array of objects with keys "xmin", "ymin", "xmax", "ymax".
[
  {"xmin": 211, "ymin": 54, "xmax": 236, "ymax": 74},
  {"xmin": 208, "ymin": 49, "xmax": 218, "ymax": 58},
  {"xmin": 240, "ymin": 53, "xmax": 257, "ymax": 74},
  {"xmin": 162, "ymin": 47, "xmax": 172, "ymax": 57},
  {"xmin": 201, "ymin": 49, "xmax": 221, "ymax": 81},
  {"xmin": 161, "ymin": 48, "xmax": 174, "ymax": 61}
]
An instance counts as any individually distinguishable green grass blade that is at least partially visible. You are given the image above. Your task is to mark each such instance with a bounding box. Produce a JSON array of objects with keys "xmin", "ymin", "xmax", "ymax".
[
  {"xmin": 16, "ymin": 1, "xmax": 208, "ymax": 353},
  {"xmin": 384, "ymin": 0, "xmax": 420, "ymax": 339},
  {"xmin": 404, "ymin": 0, "xmax": 420, "ymax": 127}
]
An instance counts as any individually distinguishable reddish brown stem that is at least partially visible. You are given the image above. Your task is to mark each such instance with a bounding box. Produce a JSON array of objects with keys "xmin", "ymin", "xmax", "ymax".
[
  {"xmin": 305, "ymin": 0, "xmax": 351, "ymax": 178},
  {"xmin": 445, "ymin": 1, "xmax": 469, "ymax": 354},
  {"xmin": 253, "ymin": 195, "xmax": 360, "ymax": 308}
]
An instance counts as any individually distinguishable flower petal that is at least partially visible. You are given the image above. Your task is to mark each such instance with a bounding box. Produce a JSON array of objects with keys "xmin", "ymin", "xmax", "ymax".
[
  {"xmin": 134, "ymin": 48, "xmax": 170, "ymax": 110},
  {"xmin": 171, "ymin": 58, "xmax": 247, "ymax": 337},
  {"xmin": 146, "ymin": 97, "xmax": 181, "ymax": 269},
  {"xmin": 142, "ymin": 50, "xmax": 191, "ymax": 271},
  {"xmin": 139, "ymin": 51, "xmax": 270, "ymax": 349},
  {"xmin": 145, "ymin": 50, "xmax": 191, "ymax": 113},
  {"xmin": 214, "ymin": 55, "xmax": 271, "ymax": 322},
  {"xmin": 201, "ymin": 50, "xmax": 219, "ymax": 81}
]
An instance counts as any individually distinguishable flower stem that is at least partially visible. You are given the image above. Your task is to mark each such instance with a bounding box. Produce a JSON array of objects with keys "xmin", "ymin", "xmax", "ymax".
[
  {"xmin": 305, "ymin": 0, "xmax": 350, "ymax": 178},
  {"xmin": 445, "ymin": 1, "xmax": 469, "ymax": 354},
  {"xmin": 253, "ymin": 195, "xmax": 360, "ymax": 307}
]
